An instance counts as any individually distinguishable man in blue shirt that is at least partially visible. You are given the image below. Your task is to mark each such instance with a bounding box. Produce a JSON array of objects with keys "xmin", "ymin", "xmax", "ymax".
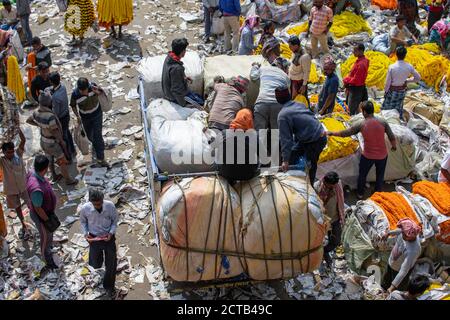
[
  {"xmin": 277, "ymin": 86, "xmax": 327, "ymax": 185},
  {"xmin": 219, "ymin": 0, "xmax": 241, "ymax": 53},
  {"xmin": 317, "ymin": 57, "xmax": 339, "ymax": 115},
  {"xmin": 80, "ymin": 188, "xmax": 118, "ymax": 299}
]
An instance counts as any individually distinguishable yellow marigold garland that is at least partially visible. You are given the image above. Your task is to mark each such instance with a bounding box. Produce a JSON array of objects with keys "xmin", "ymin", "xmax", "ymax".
[
  {"xmin": 319, "ymin": 113, "xmax": 360, "ymax": 163},
  {"xmin": 7, "ymin": 55, "xmax": 25, "ymax": 104},
  {"xmin": 330, "ymin": 11, "xmax": 372, "ymax": 39},
  {"xmin": 64, "ymin": 0, "xmax": 95, "ymax": 37}
]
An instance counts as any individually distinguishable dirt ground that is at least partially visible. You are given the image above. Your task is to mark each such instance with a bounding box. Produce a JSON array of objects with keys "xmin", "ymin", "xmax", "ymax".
[{"xmin": 3, "ymin": 0, "xmax": 417, "ymax": 300}]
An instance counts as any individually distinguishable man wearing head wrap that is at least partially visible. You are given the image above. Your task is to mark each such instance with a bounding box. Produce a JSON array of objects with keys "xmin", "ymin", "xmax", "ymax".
[
  {"xmin": 277, "ymin": 86, "xmax": 327, "ymax": 185},
  {"xmin": 250, "ymin": 38, "xmax": 290, "ymax": 130},
  {"xmin": 208, "ymin": 75, "xmax": 249, "ymax": 130},
  {"xmin": 381, "ymin": 218, "xmax": 422, "ymax": 293},
  {"xmin": 317, "ymin": 56, "xmax": 339, "ymax": 115},
  {"xmin": 217, "ymin": 108, "xmax": 259, "ymax": 184},
  {"xmin": 238, "ymin": 15, "xmax": 260, "ymax": 55},
  {"xmin": 26, "ymin": 91, "xmax": 78, "ymax": 185}
]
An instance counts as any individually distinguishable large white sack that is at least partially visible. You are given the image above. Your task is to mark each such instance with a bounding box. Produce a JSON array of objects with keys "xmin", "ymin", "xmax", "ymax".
[
  {"xmin": 237, "ymin": 173, "xmax": 327, "ymax": 280},
  {"xmin": 156, "ymin": 176, "xmax": 244, "ymax": 281},
  {"xmin": 204, "ymin": 55, "xmax": 264, "ymax": 107},
  {"xmin": 147, "ymin": 99, "xmax": 216, "ymax": 174},
  {"xmin": 137, "ymin": 51, "xmax": 204, "ymax": 101}
]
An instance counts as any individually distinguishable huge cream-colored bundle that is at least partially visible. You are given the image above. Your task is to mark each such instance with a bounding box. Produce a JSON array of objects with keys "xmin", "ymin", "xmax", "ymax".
[
  {"xmin": 156, "ymin": 174, "xmax": 327, "ymax": 281},
  {"xmin": 237, "ymin": 173, "xmax": 327, "ymax": 280},
  {"xmin": 156, "ymin": 176, "xmax": 243, "ymax": 282},
  {"xmin": 204, "ymin": 55, "xmax": 264, "ymax": 107}
]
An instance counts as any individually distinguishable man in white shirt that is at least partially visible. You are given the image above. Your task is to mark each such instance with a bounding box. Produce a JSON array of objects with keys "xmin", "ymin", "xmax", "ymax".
[
  {"xmin": 382, "ymin": 46, "xmax": 421, "ymax": 120},
  {"xmin": 381, "ymin": 218, "xmax": 422, "ymax": 293},
  {"xmin": 79, "ymin": 188, "xmax": 118, "ymax": 299},
  {"xmin": 389, "ymin": 15, "xmax": 418, "ymax": 55},
  {"xmin": 438, "ymin": 148, "xmax": 450, "ymax": 183}
]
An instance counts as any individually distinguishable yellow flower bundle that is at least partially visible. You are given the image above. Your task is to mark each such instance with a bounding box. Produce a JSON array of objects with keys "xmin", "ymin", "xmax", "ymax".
[
  {"xmin": 341, "ymin": 51, "xmax": 392, "ymax": 89},
  {"xmin": 97, "ymin": 0, "xmax": 133, "ymax": 28},
  {"xmin": 286, "ymin": 22, "xmax": 309, "ymax": 36},
  {"xmin": 319, "ymin": 114, "xmax": 360, "ymax": 163},
  {"xmin": 275, "ymin": 0, "xmax": 291, "ymax": 4},
  {"xmin": 330, "ymin": 11, "xmax": 372, "ymax": 39},
  {"xmin": 294, "ymin": 94, "xmax": 309, "ymax": 107},
  {"xmin": 412, "ymin": 181, "xmax": 450, "ymax": 216},
  {"xmin": 370, "ymin": 192, "xmax": 421, "ymax": 230},
  {"xmin": 7, "ymin": 55, "xmax": 25, "ymax": 104},
  {"xmin": 64, "ymin": 0, "xmax": 95, "ymax": 37}
]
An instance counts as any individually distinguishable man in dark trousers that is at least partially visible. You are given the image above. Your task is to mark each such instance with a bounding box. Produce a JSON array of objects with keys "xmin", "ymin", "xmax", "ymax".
[
  {"xmin": 80, "ymin": 188, "xmax": 118, "ymax": 299},
  {"xmin": 277, "ymin": 86, "xmax": 327, "ymax": 185},
  {"xmin": 343, "ymin": 43, "xmax": 369, "ymax": 115},
  {"xmin": 70, "ymin": 77, "xmax": 109, "ymax": 167},
  {"xmin": 328, "ymin": 101, "xmax": 397, "ymax": 199},
  {"xmin": 30, "ymin": 61, "xmax": 51, "ymax": 102}
]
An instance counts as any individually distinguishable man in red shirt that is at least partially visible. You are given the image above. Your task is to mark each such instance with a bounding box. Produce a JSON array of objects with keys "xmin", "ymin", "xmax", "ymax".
[
  {"xmin": 327, "ymin": 101, "xmax": 397, "ymax": 199},
  {"xmin": 343, "ymin": 43, "xmax": 369, "ymax": 115}
]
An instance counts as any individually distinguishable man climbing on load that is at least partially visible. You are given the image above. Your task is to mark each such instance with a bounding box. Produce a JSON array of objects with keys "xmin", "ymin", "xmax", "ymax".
[
  {"xmin": 277, "ymin": 86, "xmax": 327, "ymax": 185},
  {"xmin": 250, "ymin": 38, "xmax": 290, "ymax": 132},
  {"xmin": 161, "ymin": 38, "xmax": 204, "ymax": 108},
  {"xmin": 381, "ymin": 218, "xmax": 422, "ymax": 293},
  {"xmin": 208, "ymin": 76, "xmax": 250, "ymax": 130}
]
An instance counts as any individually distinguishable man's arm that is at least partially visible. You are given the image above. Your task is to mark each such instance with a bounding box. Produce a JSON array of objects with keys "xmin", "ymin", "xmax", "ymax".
[
  {"xmin": 319, "ymin": 93, "xmax": 336, "ymax": 115},
  {"xmin": 79, "ymin": 208, "xmax": 90, "ymax": 238},
  {"xmin": 383, "ymin": 120, "xmax": 397, "ymax": 150},
  {"xmin": 384, "ymin": 68, "xmax": 392, "ymax": 93},
  {"xmin": 278, "ymin": 115, "xmax": 294, "ymax": 166},
  {"xmin": 250, "ymin": 63, "xmax": 261, "ymax": 81},
  {"xmin": 329, "ymin": 121, "xmax": 362, "ymax": 137},
  {"xmin": 234, "ymin": 0, "xmax": 241, "ymax": 15},
  {"xmin": 30, "ymin": 79, "xmax": 39, "ymax": 102},
  {"xmin": 343, "ymin": 62, "xmax": 359, "ymax": 86},
  {"xmin": 31, "ymin": 191, "xmax": 48, "ymax": 221},
  {"xmin": 70, "ymin": 94, "xmax": 82, "ymax": 121},
  {"xmin": 407, "ymin": 66, "xmax": 421, "ymax": 83},
  {"xmin": 17, "ymin": 128, "xmax": 26, "ymax": 156},
  {"xmin": 441, "ymin": 168, "xmax": 450, "ymax": 182},
  {"xmin": 26, "ymin": 115, "xmax": 37, "ymax": 126},
  {"xmin": 390, "ymin": 252, "xmax": 418, "ymax": 291},
  {"xmin": 108, "ymin": 205, "xmax": 119, "ymax": 235}
]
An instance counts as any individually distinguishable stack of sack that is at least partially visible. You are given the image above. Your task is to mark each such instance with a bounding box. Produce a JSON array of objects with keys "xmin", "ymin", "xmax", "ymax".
[
  {"xmin": 137, "ymin": 51, "xmax": 204, "ymax": 100},
  {"xmin": 146, "ymin": 99, "xmax": 216, "ymax": 174},
  {"xmin": 156, "ymin": 173, "xmax": 328, "ymax": 281},
  {"xmin": 342, "ymin": 185, "xmax": 450, "ymax": 276}
]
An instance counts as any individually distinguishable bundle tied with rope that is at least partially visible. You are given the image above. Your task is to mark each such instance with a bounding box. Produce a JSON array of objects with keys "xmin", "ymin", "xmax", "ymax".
[{"xmin": 155, "ymin": 173, "xmax": 327, "ymax": 282}]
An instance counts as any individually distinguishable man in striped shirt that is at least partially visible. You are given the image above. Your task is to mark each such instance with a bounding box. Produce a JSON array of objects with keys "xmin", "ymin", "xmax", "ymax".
[
  {"xmin": 307, "ymin": 0, "xmax": 334, "ymax": 59},
  {"xmin": 70, "ymin": 78, "xmax": 109, "ymax": 168}
]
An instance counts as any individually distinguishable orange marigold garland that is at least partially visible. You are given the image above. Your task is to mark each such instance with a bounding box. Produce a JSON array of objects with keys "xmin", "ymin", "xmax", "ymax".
[
  {"xmin": 370, "ymin": 192, "xmax": 421, "ymax": 230},
  {"xmin": 412, "ymin": 181, "xmax": 450, "ymax": 244},
  {"xmin": 412, "ymin": 181, "xmax": 450, "ymax": 216}
]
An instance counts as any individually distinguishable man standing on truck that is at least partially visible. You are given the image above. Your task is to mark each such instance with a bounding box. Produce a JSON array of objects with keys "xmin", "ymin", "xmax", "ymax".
[{"xmin": 161, "ymin": 38, "xmax": 204, "ymax": 108}]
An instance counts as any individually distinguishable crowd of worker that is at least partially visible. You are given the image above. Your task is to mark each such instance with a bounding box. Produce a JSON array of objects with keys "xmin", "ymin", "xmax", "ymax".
[
  {"xmin": 0, "ymin": 0, "xmax": 136, "ymax": 299},
  {"xmin": 0, "ymin": 0, "xmax": 449, "ymax": 300},
  {"xmin": 162, "ymin": 0, "xmax": 450, "ymax": 299}
]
